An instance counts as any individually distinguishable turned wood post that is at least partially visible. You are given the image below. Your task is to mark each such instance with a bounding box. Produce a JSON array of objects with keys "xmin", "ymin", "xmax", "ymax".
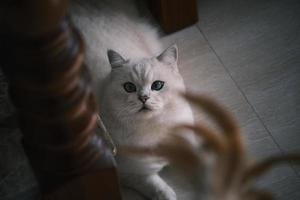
[
  {"xmin": 0, "ymin": 0, "xmax": 122, "ymax": 199},
  {"xmin": 148, "ymin": 0, "xmax": 198, "ymax": 33}
]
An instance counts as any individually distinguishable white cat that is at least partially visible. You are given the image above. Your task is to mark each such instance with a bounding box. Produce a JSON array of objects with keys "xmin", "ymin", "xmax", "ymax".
[
  {"xmin": 102, "ymin": 45, "xmax": 195, "ymax": 200},
  {"xmin": 71, "ymin": 1, "xmax": 195, "ymax": 199}
]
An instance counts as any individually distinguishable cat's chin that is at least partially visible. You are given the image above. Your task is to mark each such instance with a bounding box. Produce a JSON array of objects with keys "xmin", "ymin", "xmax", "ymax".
[
  {"xmin": 136, "ymin": 106, "xmax": 157, "ymax": 118},
  {"xmin": 138, "ymin": 106, "xmax": 151, "ymax": 112}
]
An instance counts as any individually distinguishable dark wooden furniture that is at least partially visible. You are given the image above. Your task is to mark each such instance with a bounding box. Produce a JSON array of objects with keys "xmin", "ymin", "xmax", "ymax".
[
  {"xmin": 148, "ymin": 0, "xmax": 198, "ymax": 33},
  {"xmin": 0, "ymin": 0, "xmax": 122, "ymax": 199}
]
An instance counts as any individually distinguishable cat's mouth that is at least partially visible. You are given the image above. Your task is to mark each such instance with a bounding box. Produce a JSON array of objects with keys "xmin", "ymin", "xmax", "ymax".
[{"xmin": 139, "ymin": 105, "xmax": 151, "ymax": 112}]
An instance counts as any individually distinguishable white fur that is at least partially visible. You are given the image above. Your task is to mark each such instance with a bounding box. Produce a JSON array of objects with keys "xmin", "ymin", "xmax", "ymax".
[
  {"xmin": 71, "ymin": 1, "xmax": 195, "ymax": 199},
  {"xmin": 70, "ymin": 0, "xmax": 162, "ymax": 89}
]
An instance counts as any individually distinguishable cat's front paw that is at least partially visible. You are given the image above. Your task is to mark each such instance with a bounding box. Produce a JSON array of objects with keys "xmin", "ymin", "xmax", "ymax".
[{"xmin": 153, "ymin": 185, "xmax": 176, "ymax": 200}]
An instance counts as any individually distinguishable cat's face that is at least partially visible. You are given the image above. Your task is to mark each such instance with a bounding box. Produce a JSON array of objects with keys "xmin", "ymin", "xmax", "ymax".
[{"xmin": 104, "ymin": 45, "xmax": 185, "ymax": 119}]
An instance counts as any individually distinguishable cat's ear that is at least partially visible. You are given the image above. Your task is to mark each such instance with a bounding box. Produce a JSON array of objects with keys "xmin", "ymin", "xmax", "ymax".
[
  {"xmin": 107, "ymin": 50, "xmax": 127, "ymax": 68},
  {"xmin": 157, "ymin": 44, "xmax": 178, "ymax": 66}
]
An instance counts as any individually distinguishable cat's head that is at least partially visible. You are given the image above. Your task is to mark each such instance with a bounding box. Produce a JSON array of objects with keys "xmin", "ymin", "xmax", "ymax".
[{"xmin": 104, "ymin": 44, "xmax": 185, "ymax": 119}]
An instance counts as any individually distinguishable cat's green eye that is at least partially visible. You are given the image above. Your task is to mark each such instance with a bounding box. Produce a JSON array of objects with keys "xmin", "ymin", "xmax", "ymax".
[
  {"xmin": 123, "ymin": 82, "xmax": 136, "ymax": 93},
  {"xmin": 151, "ymin": 80, "xmax": 165, "ymax": 91}
]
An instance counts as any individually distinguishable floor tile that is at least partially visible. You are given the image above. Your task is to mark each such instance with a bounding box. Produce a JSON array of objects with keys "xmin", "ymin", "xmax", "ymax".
[
  {"xmin": 248, "ymin": 136, "xmax": 296, "ymax": 186},
  {"xmin": 259, "ymin": 176, "xmax": 300, "ymax": 200},
  {"xmin": 197, "ymin": 0, "xmax": 300, "ymax": 153},
  {"xmin": 162, "ymin": 26, "xmax": 269, "ymax": 142}
]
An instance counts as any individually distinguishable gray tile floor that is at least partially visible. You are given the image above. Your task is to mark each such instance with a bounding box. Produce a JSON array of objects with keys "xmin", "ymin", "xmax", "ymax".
[{"xmin": 160, "ymin": 0, "xmax": 300, "ymax": 199}]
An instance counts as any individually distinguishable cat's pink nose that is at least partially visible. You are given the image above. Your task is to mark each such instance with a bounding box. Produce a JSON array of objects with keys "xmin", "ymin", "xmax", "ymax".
[{"xmin": 138, "ymin": 95, "xmax": 149, "ymax": 103}]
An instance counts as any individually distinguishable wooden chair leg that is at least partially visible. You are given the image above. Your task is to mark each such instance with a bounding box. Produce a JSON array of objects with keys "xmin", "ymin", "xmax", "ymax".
[
  {"xmin": 0, "ymin": 0, "xmax": 122, "ymax": 199},
  {"xmin": 148, "ymin": 0, "xmax": 198, "ymax": 33}
]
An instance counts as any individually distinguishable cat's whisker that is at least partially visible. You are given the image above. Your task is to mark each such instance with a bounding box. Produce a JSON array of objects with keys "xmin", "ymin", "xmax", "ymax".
[
  {"xmin": 127, "ymin": 102, "xmax": 138, "ymax": 106},
  {"xmin": 115, "ymin": 105, "xmax": 139, "ymax": 117}
]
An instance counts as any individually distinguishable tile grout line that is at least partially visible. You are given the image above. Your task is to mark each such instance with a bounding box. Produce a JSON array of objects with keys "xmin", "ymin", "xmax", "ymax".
[{"xmin": 194, "ymin": 25, "xmax": 300, "ymax": 178}]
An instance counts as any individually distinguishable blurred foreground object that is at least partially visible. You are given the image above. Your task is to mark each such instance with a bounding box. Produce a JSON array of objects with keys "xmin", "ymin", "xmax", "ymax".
[
  {"xmin": 122, "ymin": 94, "xmax": 300, "ymax": 200},
  {"xmin": 0, "ymin": 0, "xmax": 121, "ymax": 199}
]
